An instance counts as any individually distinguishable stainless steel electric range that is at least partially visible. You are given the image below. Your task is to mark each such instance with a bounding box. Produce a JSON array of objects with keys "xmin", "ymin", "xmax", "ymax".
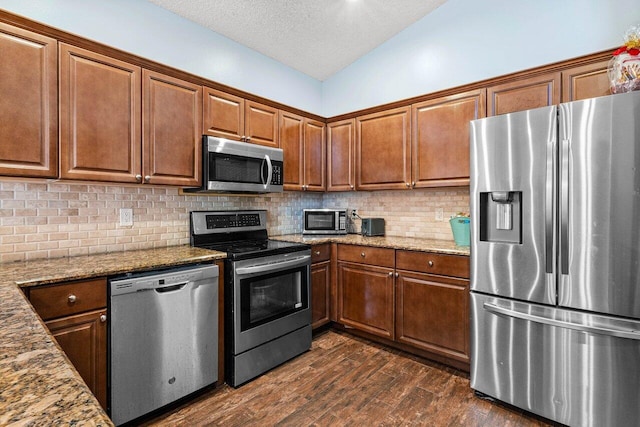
[{"xmin": 190, "ymin": 210, "xmax": 312, "ymax": 387}]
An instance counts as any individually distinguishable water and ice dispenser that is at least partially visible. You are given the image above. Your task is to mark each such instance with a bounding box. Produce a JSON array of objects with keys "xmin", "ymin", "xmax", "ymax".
[{"xmin": 479, "ymin": 191, "xmax": 522, "ymax": 244}]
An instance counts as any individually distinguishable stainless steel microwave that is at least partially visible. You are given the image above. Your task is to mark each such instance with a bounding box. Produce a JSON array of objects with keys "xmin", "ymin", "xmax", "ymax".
[
  {"xmin": 303, "ymin": 209, "xmax": 347, "ymax": 235},
  {"xmin": 185, "ymin": 136, "xmax": 283, "ymax": 194}
]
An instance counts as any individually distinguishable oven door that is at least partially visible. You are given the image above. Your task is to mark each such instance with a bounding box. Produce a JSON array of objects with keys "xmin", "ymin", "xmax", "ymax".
[{"xmin": 231, "ymin": 250, "xmax": 311, "ymax": 355}]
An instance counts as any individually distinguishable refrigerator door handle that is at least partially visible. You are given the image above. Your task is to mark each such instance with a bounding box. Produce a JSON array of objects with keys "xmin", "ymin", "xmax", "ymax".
[
  {"xmin": 560, "ymin": 138, "xmax": 570, "ymax": 275},
  {"xmin": 484, "ymin": 302, "xmax": 640, "ymax": 340},
  {"xmin": 545, "ymin": 138, "xmax": 556, "ymax": 274}
]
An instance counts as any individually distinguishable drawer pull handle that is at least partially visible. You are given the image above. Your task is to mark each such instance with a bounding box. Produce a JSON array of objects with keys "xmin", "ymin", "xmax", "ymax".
[
  {"xmin": 68, "ymin": 294, "xmax": 77, "ymax": 303},
  {"xmin": 100, "ymin": 314, "xmax": 107, "ymax": 323},
  {"xmin": 361, "ymin": 252, "xmax": 366, "ymax": 257},
  {"xmin": 428, "ymin": 260, "xmax": 434, "ymax": 267}
]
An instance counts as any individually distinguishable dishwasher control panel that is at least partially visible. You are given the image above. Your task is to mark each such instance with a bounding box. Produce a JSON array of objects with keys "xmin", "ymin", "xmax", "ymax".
[{"xmin": 110, "ymin": 264, "xmax": 218, "ymax": 296}]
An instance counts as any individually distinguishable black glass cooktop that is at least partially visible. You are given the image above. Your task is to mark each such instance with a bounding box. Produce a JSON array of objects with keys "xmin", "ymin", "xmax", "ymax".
[{"xmin": 198, "ymin": 239, "xmax": 308, "ymax": 260}]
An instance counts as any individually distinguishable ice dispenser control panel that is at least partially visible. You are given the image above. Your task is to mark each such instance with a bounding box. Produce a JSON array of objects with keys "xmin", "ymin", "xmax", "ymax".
[{"xmin": 479, "ymin": 191, "xmax": 522, "ymax": 244}]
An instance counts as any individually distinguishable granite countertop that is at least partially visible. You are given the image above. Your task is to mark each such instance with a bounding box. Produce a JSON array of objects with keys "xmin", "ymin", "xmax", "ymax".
[
  {"xmin": 0, "ymin": 246, "xmax": 225, "ymax": 426},
  {"xmin": 271, "ymin": 234, "xmax": 471, "ymax": 256}
]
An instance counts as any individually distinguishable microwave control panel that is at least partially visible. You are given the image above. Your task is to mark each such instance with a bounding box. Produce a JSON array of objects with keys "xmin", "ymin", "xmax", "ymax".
[{"xmin": 271, "ymin": 161, "xmax": 283, "ymax": 185}]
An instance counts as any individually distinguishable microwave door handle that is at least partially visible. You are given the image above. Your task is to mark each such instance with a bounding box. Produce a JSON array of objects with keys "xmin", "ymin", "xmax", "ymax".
[{"xmin": 262, "ymin": 155, "xmax": 273, "ymax": 188}]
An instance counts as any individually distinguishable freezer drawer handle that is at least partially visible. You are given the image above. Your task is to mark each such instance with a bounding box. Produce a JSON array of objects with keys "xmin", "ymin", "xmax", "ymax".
[{"xmin": 483, "ymin": 302, "xmax": 640, "ymax": 340}]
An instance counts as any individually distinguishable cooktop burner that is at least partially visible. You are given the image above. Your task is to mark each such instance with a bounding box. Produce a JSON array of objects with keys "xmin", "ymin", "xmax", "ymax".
[{"xmin": 190, "ymin": 210, "xmax": 309, "ymax": 260}]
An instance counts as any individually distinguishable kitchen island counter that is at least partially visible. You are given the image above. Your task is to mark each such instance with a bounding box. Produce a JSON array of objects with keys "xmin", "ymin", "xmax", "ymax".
[
  {"xmin": 271, "ymin": 234, "xmax": 470, "ymax": 256},
  {"xmin": 0, "ymin": 246, "xmax": 225, "ymax": 426}
]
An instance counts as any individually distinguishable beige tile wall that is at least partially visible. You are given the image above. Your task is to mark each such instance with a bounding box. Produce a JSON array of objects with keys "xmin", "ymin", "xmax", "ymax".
[
  {"xmin": 324, "ymin": 188, "xmax": 470, "ymax": 240},
  {"xmin": 0, "ymin": 179, "xmax": 469, "ymax": 263}
]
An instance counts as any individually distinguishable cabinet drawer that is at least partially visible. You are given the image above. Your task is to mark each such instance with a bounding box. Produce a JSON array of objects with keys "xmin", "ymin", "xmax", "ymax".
[
  {"xmin": 29, "ymin": 278, "xmax": 107, "ymax": 320},
  {"xmin": 311, "ymin": 243, "xmax": 331, "ymax": 263},
  {"xmin": 338, "ymin": 244, "xmax": 395, "ymax": 268},
  {"xmin": 396, "ymin": 251, "xmax": 469, "ymax": 278}
]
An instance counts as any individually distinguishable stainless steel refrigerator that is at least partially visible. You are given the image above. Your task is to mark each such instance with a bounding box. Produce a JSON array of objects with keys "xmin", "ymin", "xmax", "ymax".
[{"xmin": 470, "ymin": 90, "xmax": 640, "ymax": 427}]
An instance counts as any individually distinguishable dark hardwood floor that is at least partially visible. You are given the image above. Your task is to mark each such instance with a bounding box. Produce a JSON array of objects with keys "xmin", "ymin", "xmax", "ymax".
[{"xmin": 142, "ymin": 329, "xmax": 553, "ymax": 426}]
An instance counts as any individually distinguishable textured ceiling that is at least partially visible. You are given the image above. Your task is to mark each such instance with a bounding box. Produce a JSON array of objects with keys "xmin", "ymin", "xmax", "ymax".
[{"xmin": 147, "ymin": 0, "xmax": 448, "ymax": 81}]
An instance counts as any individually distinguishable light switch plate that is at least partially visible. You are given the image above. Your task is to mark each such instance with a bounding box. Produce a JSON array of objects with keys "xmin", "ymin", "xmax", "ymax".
[
  {"xmin": 119, "ymin": 208, "xmax": 133, "ymax": 226},
  {"xmin": 435, "ymin": 208, "xmax": 444, "ymax": 221}
]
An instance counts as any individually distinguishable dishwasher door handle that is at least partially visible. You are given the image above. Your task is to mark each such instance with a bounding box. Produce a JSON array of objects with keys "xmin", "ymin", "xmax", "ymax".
[
  {"xmin": 154, "ymin": 282, "xmax": 188, "ymax": 293},
  {"xmin": 235, "ymin": 255, "xmax": 310, "ymax": 275}
]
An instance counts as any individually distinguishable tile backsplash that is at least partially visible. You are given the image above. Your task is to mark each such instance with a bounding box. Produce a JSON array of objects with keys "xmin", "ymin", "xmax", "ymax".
[{"xmin": 0, "ymin": 179, "xmax": 469, "ymax": 263}]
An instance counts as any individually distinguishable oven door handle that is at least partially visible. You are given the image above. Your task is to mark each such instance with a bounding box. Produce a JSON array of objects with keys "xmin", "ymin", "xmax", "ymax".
[{"xmin": 235, "ymin": 255, "xmax": 310, "ymax": 275}]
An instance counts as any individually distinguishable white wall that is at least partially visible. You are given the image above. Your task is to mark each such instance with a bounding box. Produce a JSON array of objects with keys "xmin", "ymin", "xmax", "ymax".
[
  {"xmin": 322, "ymin": 0, "xmax": 640, "ymax": 116},
  {"xmin": 0, "ymin": 0, "xmax": 323, "ymax": 115},
  {"xmin": 1, "ymin": 0, "xmax": 639, "ymax": 117}
]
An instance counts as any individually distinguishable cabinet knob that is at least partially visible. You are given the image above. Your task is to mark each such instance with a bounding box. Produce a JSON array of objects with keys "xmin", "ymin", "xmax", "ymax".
[
  {"xmin": 144, "ymin": 175, "xmax": 151, "ymax": 183},
  {"xmin": 241, "ymin": 135, "xmax": 247, "ymax": 141},
  {"xmin": 100, "ymin": 314, "xmax": 107, "ymax": 323},
  {"xmin": 412, "ymin": 181, "xmax": 416, "ymax": 187},
  {"xmin": 135, "ymin": 174, "xmax": 142, "ymax": 182},
  {"xmin": 350, "ymin": 184, "xmax": 354, "ymax": 189},
  {"xmin": 395, "ymin": 272, "xmax": 399, "ymax": 278},
  {"xmin": 245, "ymin": 136, "xmax": 251, "ymax": 142},
  {"xmin": 361, "ymin": 252, "xmax": 366, "ymax": 257},
  {"xmin": 428, "ymin": 260, "xmax": 434, "ymax": 267},
  {"xmin": 388, "ymin": 271, "xmax": 393, "ymax": 277},
  {"xmin": 406, "ymin": 182, "xmax": 410, "ymax": 188},
  {"xmin": 314, "ymin": 251, "xmax": 320, "ymax": 255},
  {"xmin": 67, "ymin": 294, "xmax": 77, "ymax": 303}
]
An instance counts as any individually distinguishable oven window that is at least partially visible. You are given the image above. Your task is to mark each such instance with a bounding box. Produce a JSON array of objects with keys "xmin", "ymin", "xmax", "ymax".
[
  {"xmin": 305, "ymin": 212, "xmax": 335, "ymax": 231},
  {"xmin": 209, "ymin": 152, "xmax": 263, "ymax": 184},
  {"xmin": 240, "ymin": 266, "xmax": 308, "ymax": 331}
]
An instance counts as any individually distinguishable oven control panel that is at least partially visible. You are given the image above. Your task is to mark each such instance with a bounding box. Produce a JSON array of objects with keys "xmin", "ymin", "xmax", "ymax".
[
  {"xmin": 206, "ymin": 213, "xmax": 261, "ymax": 229},
  {"xmin": 191, "ymin": 210, "xmax": 268, "ymax": 236}
]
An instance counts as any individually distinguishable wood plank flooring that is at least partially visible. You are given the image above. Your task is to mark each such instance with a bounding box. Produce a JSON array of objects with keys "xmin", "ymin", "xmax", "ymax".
[{"xmin": 142, "ymin": 330, "xmax": 555, "ymax": 426}]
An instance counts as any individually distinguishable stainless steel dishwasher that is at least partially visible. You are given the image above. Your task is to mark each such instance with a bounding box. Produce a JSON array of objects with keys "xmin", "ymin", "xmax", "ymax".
[{"xmin": 109, "ymin": 264, "xmax": 218, "ymax": 426}]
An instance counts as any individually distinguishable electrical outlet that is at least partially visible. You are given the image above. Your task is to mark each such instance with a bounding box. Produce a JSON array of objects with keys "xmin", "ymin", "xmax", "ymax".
[
  {"xmin": 119, "ymin": 208, "xmax": 133, "ymax": 226},
  {"xmin": 350, "ymin": 209, "xmax": 358, "ymax": 219},
  {"xmin": 435, "ymin": 208, "xmax": 444, "ymax": 221}
]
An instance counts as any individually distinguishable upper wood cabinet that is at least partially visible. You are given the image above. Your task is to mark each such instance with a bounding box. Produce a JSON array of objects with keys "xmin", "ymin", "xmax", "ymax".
[
  {"xmin": 59, "ymin": 43, "xmax": 142, "ymax": 183},
  {"xmin": 203, "ymin": 87, "xmax": 279, "ymax": 147},
  {"xmin": 561, "ymin": 60, "xmax": 611, "ymax": 102},
  {"xmin": 142, "ymin": 69, "xmax": 202, "ymax": 186},
  {"xmin": 356, "ymin": 106, "xmax": 411, "ymax": 191},
  {"xmin": 60, "ymin": 43, "xmax": 202, "ymax": 186},
  {"xmin": 0, "ymin": 22, "xmax": 58, "ymax": 178},
  {"xmin": 279, "ymin": 111, "xmax": 325, "ymax": 191},
  {"xmin": 327, "ymin": 119, "xmax": 356, "ymax": 192},
  {"xmin": 487, "ymin": 72, "xmax": 561, "ymax": 116},
  {"xmin": 411, "ymin": 89, "xmax": 485, "ymax": 187}
]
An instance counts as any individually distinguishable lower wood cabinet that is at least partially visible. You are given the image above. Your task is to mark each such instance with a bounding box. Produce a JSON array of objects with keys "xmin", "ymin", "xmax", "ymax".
[
  {"xmin": 27, "ymin": 277, "xmax": 107, "ymax": 410},
  {"xmin": 395, "ymin": 250, "xmax": 470, "ymax": 365},
  {"xmin": 310, "ymin": 243, "xmax": 331, "ymax": 329},
  {"xmin": 335, "ymin": 244, "xmax": 470, "ymax": 369},
  {"xmin": 337, "ymin": 245, "xmax": 395, "ymax": 340},
  {"xmin": 45, "ymin": 308, "xmax": 107, "ymax": 409}
]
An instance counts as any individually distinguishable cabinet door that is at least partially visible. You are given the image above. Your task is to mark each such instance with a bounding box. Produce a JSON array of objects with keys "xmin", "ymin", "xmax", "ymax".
[
  {"xmin": 412, "ymin": 89, "xmax": 485, "ymax": 187},
  {"xmin": 311, "ymin": 260, "xmax": 331, "ymax": 329},
  {"xmin": 396, "ymin": 271, "xmax": 469, "ymax": 363},
  {"xmin": 303, "ymin": 118, "xmax": 326, "ymax": 191},
  {"xmin": 245, "ymin": 100, "xmax": 279, "ymax": 147},
  {"xmin": 203, "ymin": 87, "xmax": 244, "ymax": 141},
  {"xmin": 327, "ymin": 119, "xmax": 356, "ymax": 191},
  {"xmin": 280, "ymin": 111, "xmax": 304, "ymax": 190},
  {"xmin": 142, "ymin": 70, "xmax": 202, "ymax": 186},
  {"xmin": 59, "ymin": 43, "xmax": 141, "ymax": 182},
  {"xmin": 337, "ymin": 262, "xmax": 394, "ymax": 339},
  {"xmin": 356, "ymin": 106, "xmax": 411, "ymax": 190},
  {"xmin": 46, "ymin": 309, "xmax": 107, "ymax": 410},
  {"xmin": 0, "ymin": 23, "xmax": 57, "ymax": 178},
  {"xmin": 561, "ymin": 60, "xmax": 611, "ymax": 102},
  {"xmin": 487, "ymin": 72, "xmax": 561, "ymax": 116}
]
